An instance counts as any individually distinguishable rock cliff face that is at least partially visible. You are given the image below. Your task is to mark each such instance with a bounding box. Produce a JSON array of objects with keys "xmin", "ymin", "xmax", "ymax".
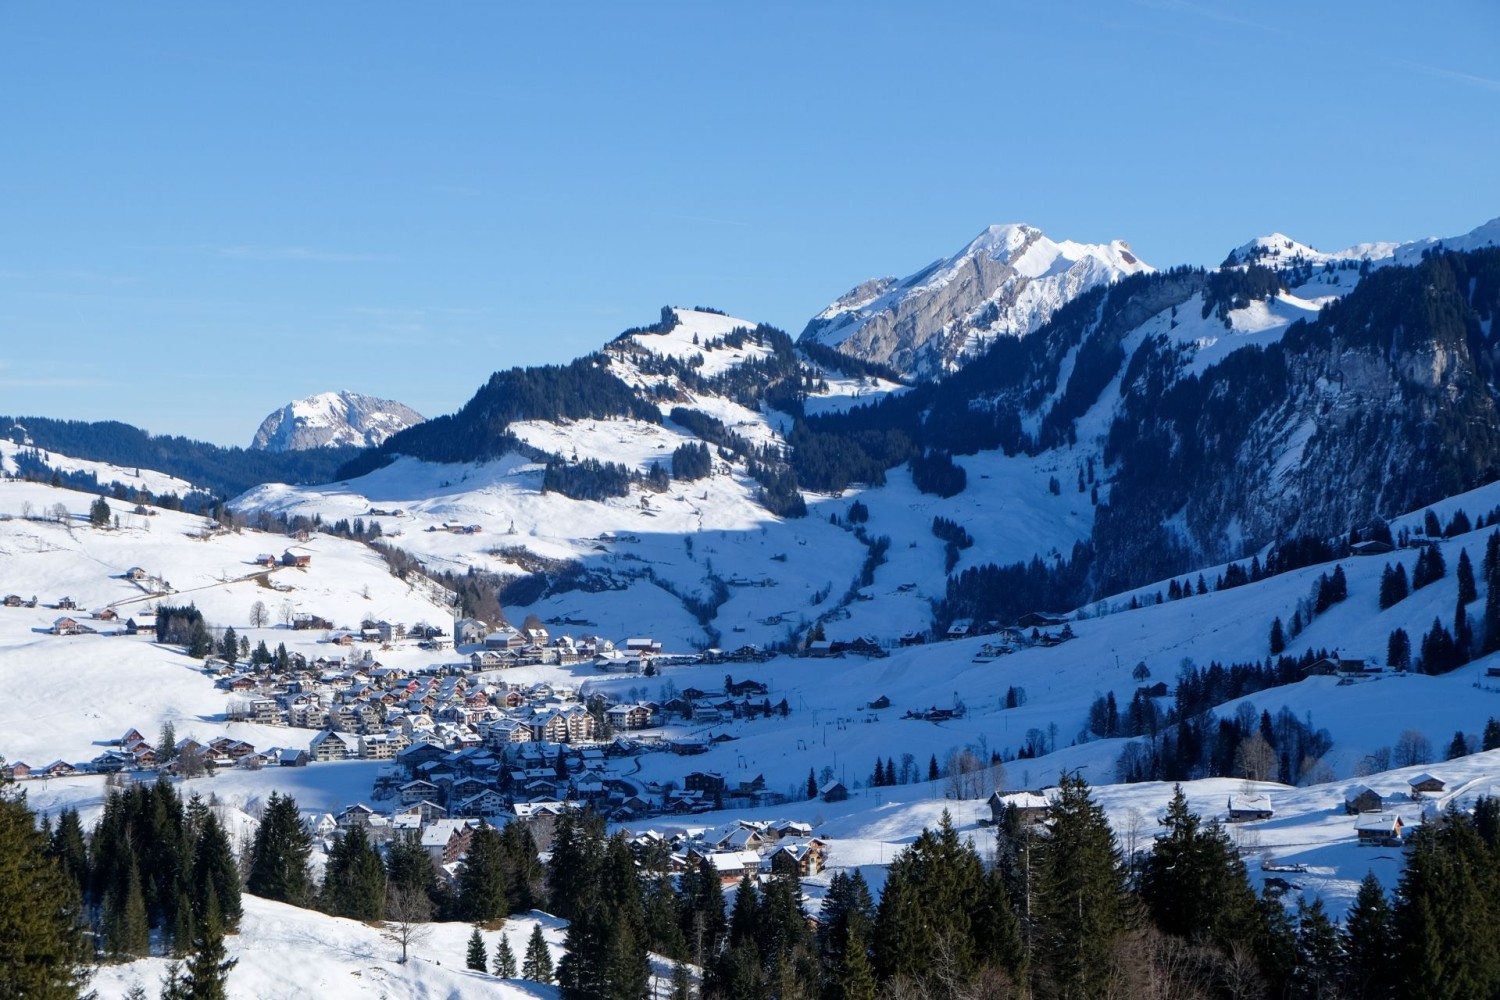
[
  {"xmin": 251, "ymin": 391, "xmax": 424, "ymax": 452},
  {"xmin": 800, "ymin": 223, "xmax": 1151, "ymax": 379}
]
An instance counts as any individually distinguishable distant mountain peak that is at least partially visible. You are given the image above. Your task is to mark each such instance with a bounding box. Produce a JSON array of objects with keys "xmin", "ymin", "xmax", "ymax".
[
  {"xmin": 251, "ymin": 391, "xmax": 423, "ymax": 452},
  {"xmin": 799, "ymin": 223, "xmax": 1151, "ymax": 380}
]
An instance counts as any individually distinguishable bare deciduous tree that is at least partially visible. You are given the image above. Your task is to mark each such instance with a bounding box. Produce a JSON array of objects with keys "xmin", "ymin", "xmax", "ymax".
[
  {"xmin": 383, "ymin": 884, "xmax": 431, "ymax": 964},
  {"xmin": 249, "ymin": 601, "xmax": 270, "ymax": 629}
]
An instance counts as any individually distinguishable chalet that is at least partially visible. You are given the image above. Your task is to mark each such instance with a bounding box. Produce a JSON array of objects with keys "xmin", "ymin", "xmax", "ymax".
[
  {"xmin": 282, "ymin": 551, "xmax": 312, "ymax": 568},
  {"xmin": 279, "ymin": 748, "xmax": 311, "ymax": 767},
  {"xmin": 42, "ymin": 760, "xmax": 78, "ymax": 778},
  {"xmin": 124, "ymin": 567, "xmax": 148, "ymax": 581},
  {"xmin": 988, "ymin": 790, "xmax": 1053, "ymax": 828},
  {"xmin": 1227, "ymin": 794, "xmax": 1273, "ymax": 823},
  {"xmin": 820, "ymin": 780, "xmax": 849, "ymax": 803},
  {"xmin": 868, "ymin": 695, "xmax": 891, "ymax": 710},
  {"xmin": 898, "ymin": 631, "xmax": 926, "ymax": 647},
  {"xmin": 4, "ymin": 760, "xmax": 30, "ymax": 780},
  {"xmin": 51, "ymin": 616, "xmax": 85, "ymax": 636},
  {"xmin": 688, "ymin": 848, "xmax": 762, "ymax": 885},
  {"xmin": 1016, "ymin": 612, "xmax": 1071, "ymax": 629},
  {"xmin": 421, "ymin": 820, "xmax": 475, "ymax": 866},
  {"xmin": 293, "ymin": 613, "xmax": 333, "ymax": 631},
  {"xmin": 92, "ymin": 607, "xmax": 119, "ymax": 621},
  {"xmin": 726, "ymin": 679, "xmax": 769, "ymax": 697},
  {"xmin": 2, "ymin": 594, "xmax": 24, "ymax": 607},
  {"xmin": 1355, "ymin": 813, "xmax": 1405, "ymax": 846},
  {"xmin": 625, "ymin": 637, "xmax": 662, "ymax": 654},
  {"xmin": 336, "ymin": 803, "xmax": 377, "ymax": 830},
  {"xmin": 253, "ymin": 553, "xmax": 279, "ymax": 567},
  {"xmin": 309, "ymin": 730, "xmax": 351, "ymax": 762},
  {"xmin": 56, "ymin": 596, "xmax": 77, "ymax": 610},
  {"xmin": 88, "ymin": 749, "xmax": 130, "ymax": 773},
  {"xmin": 766, "ymin": 839, "xmax": 828, "ymax": 878},
  {"xmin": 684, "ymin": 771, "xmax": 727, "ymax": 795},
  {"xmin": 455, "ymin": 790, "xmax": 507, "ymax": 819},
  {"xmin": 1345, "ymin": 785, "xmax": 1384, "ymax": 815},
  {"xmin": 1409, "ymin": 773, "xmax": 1446, "ymax": 795},
  {"xmin": 1350, "ymin": 539, "xmax": 1396, "ymax": 556},
  {"xmin": 944, "ymin": 619, "xmax": 972, "ymax": 640}
]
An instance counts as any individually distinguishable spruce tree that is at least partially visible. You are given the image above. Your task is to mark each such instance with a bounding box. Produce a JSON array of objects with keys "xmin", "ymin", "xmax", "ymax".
[
  {"xmin": 524, "ymin": 923, "xmax": 554, "ymax": 984},
  {"xmin": 1484, "ymin": 718, "xmax": 1500, "ymax": 752},
  {"xmin": 182, "ymin": 886, "xmax": 236, "ymax": 1000},
  {"xmin": 105, "ymin": 855, "xmax": 152, "ymax": 960},
  {"xmin": 1033, "ymin": 772, "xmax": 1134, "ymax": 999},
  {"xmin": 493, "ymin": 934, "xmax": 518, "ymax": 977},
  {"xmin": 247, "ymin": 792, "xmax": 312, "ymax": 905},
  {"xmin": 0, "ymin": 794, "xmax": 92, "ymax": 998},
  {"xmin": 466, "ymin": 926, "xmax": 488, "ymax": 972},
  {"xmin": 192, "ymin": 808, "xmax": 242, "ymax": 930},
  {"xmin": 1291, "ymin": 897, "xmax": 1343, "ymax": 999},
  {"xmin": 1139, "ymin": 785, "xmax": 1261, "ymax": 954},
  {"xmin": 1343, "ymin": 872, "xmax": 1395, "ymax": 1000},
  {"xmin": 1459, "ymin": 548, "xmax": 1478, "ymax": 604},
  {"xmin": 322, "ymin": 826, "xmax": 386, "ymax": 921},
  {"xmin": 1269, "ymin": 616, "xmax": 1286, "ymax": 654},
  {"xmin": 457, "ymin": 825, "xmax": 509, "ymax": 923}
]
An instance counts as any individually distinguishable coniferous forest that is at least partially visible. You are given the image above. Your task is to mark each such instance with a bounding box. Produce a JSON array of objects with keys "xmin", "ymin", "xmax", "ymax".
[{"xmin": 12, "ymin": 766, "xmax": 1500, "ymax": 999}]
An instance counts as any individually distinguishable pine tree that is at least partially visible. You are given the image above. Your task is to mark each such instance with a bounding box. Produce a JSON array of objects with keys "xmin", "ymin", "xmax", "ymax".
[
  {"xmin": 106, "ymin": 855, "xmax": 152, "ymax": 960},
  {"xmin": 493, "ymin": 934, "xmax": 518, "ymax": 977},
  {"xmin": 1139, "ymin": 785, "xmax": 1261, "ymax": 954},
  {"xmin": 1379, "ymin": 563, "xmax": 1410, "ymax": 609},
  {"xmin": 873, "ymin": 812, "xmax": 983, "ymax": 987},
  {"xmin": 928, "ymin": 754, "xmax": 940, "ymax": 782},
  {"xmin": 1459, "ymin": 548, "xmax": 1478, "ymax": 604},
  {"xmin": 192, "ymin": 807, "xmax": 242, "ymax": 930},
  {"xmin": 159, "ymin": 720, "xmax": 178, "ymax": 765},
  {"xmin": 1343, "ymin": 872, "xmax": 1395, "ymax": 1000},
  {"xmin": 524, "ymin": 923, "xmax": 554, "ymax": 984},
  {"xmin": 466, "ymin": 926, "xmax": 488, "ymax": 972},
  {"xmin": 1269, "ymin": 616, "xmax": 1286, "ymax": 654},
  {"xmin": 1033, "ymin": 772, "xmax": 1134, "ymax": 999},
  {"xmin": 457, "ymin": 826, "xmax": 510, "ymax": 922},
  {"xmin": 0, "ymin": 795, "xmax": 92, "ymax": 998},
  {"xmin": 1387, "ymin": 627, "xmax": 1412, "ymax": 671},
  {"xmin": 182, "ymin": 887, "xmax": 236, "ymax": 1000},
  {"xmin": 1484, "ymin": 718, "xmax": 1500, "ymax": 753},
  {"xmin": 247, "ymin": 792, "xmax": 312, "ymax": 905},
  {"xmin": 1485, "ymin": 531, "xmax": 1500, "ymax": 653},
  {"xmin": 322, "ymin": 826, "xmax": 386, "ymax": 921},
  {"xmin": 806, "ymin": 768, "xmax": 817, "ymax": 801},
  {"xmin": 1291, "ymin": 896, "xmax": 1343, "ymax": 999}
]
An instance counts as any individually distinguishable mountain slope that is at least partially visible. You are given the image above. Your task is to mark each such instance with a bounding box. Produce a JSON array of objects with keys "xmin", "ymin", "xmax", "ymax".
[
  {"xmin": 252, "ymin": 391, "xmax": 424, "ymax": 452},
  {"xmin": 799, "ymin": 223, "xmax": 1152, "ymax": 379}
]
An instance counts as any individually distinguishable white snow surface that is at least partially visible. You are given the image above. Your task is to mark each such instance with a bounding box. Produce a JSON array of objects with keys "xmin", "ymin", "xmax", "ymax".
[{"xmin": 0, "ymin": 438, "xmax": 198, "ymax": 498}]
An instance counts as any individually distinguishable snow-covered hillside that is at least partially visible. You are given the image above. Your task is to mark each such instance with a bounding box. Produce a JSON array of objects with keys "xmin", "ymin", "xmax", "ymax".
[
  {"xmin": 0, "ymin": 479, "xmax": 454, "ymax": 764},
  {"xmin": 800, "ymin": 223, "xmax": 1152, "ymax": 379},
  {"xmin": 252, "ymin": 391, "xmax": 424, "ymax": 452}
]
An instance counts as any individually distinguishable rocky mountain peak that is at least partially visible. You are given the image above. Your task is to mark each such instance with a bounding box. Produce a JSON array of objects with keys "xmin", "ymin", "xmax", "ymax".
[{"xmin": 251, "ymin": 391, "xmax": 424, "ymax": 452}]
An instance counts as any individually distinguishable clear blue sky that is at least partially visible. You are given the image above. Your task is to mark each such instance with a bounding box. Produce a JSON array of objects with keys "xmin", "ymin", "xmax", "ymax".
[{"xmin": 2, "ymin": 2, "xmax": 1497, "ymax": 446}]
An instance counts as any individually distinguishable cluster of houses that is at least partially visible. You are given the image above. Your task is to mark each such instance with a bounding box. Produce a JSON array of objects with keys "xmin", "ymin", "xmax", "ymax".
[{"xmin": 5, "ymin": 728, "xmax": 274, "ymax": 781}]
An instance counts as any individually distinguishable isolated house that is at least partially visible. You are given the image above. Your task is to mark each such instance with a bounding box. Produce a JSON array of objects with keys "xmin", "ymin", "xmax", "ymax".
[
  {"xmin": 1227, "ymin": 794, "xmax": 1273, "ymax": 823},
  {"xmin": 1344, "ymin": 785, "xmax": 1384, "ymax": 815},
  {"xmin": 1409, "ymin": 773, "xmax": 1445, "ymax": 795},
  {"xmin": 820, "ymin": 780, "xmax": 849, "ymax": 803}
]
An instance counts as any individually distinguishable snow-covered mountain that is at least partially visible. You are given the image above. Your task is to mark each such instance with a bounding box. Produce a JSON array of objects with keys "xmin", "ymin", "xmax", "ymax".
[
  {"xmin": 799, "ymin": 223, "xmax": 1152, "ymax": 380},
  {"xmin": 251, "ymin": 391, "xmax": 423, "ymax": 452}
]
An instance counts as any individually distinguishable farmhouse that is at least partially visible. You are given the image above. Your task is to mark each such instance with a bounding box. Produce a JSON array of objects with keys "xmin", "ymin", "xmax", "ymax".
[
  {"xmin": 1355, "ymin": 813, "xmax": 1405, "ymax": 846},
  {"xmin": 1227, "ymin": 794, "xmax": 1273, "ymax": 823}
]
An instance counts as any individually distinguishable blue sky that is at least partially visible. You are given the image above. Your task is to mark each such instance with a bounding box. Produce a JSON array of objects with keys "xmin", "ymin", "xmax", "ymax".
[{"xmin": 2, "ymin": 2, "xmax": 1497, "ymax": 446}]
